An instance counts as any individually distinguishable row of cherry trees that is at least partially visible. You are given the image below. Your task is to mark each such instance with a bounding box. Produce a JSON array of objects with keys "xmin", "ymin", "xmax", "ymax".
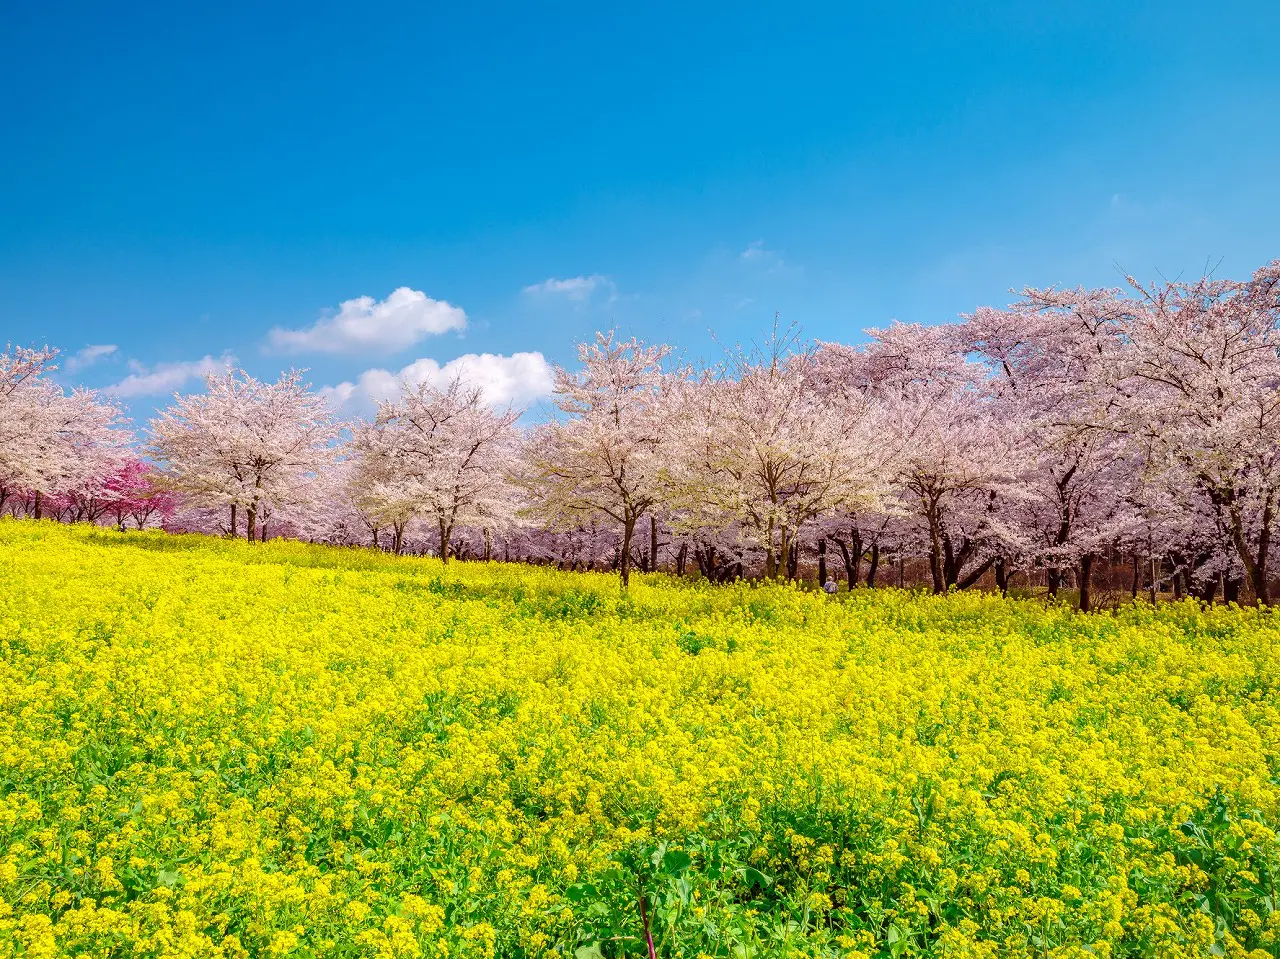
[{"xmin": 4, "ymin": 259, "xmax": 1279, "ymax": 604}]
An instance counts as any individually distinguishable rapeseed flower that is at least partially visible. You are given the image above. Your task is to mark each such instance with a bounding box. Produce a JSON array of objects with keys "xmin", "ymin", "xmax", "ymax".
[{"xmin": 0, "ymin": 520, "xmax": 1278, "ymax": 957}]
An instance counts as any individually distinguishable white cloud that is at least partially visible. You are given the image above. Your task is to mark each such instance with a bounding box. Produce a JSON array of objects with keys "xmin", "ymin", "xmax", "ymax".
[
  {"xmin": 64, "ymin": 344, "xmax": 118, "ymax": 373},
  {"xmin": 105, "ymin": 353, "xmax": 235, "ymax": 398},
  {"xmin": 325, "ymin": 351, "xmax": 555, "ymax": 411},
  {"xmin": 268, "ymin": 287, "xmax": 467, "ymax": 354},
  {"xmin": 739, "ymin": 240, "xmax": 795, "ymax": 276},
  {"xmin": 523, "ymin": 274, "xmax": 616, "ymax": 303}
]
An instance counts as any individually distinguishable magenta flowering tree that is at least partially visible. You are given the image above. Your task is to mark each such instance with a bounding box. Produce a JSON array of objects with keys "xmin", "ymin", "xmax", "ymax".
[{"xmin": 99, "ymin": 460, "xmax": 181, "ymax": 530}]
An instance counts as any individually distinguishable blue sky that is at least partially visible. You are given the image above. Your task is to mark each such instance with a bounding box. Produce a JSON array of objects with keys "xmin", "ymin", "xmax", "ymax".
[{"xmin": 3, "ymin": 1, "xmax": 1278, "ymax": 421}]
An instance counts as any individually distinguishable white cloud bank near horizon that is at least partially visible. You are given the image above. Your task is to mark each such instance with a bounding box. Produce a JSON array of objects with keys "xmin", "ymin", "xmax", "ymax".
[
  {"xmin": 105, "ymin": 354, "xmax": 236, "ymax": 398},
  {"xmin": 268, "ymin": 287, "xmax": 467, "ymax": 354},
  {"xmin": 322, "ymin": 351, "xmax": 556, "ymax": 412}
]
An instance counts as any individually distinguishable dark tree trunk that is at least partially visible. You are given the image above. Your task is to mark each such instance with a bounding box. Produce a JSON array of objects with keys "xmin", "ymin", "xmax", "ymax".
[
  {"xmin": 1224, "ymin": 575, "xmax": 1242, "ymax": 605},
  {"xmin": 439, "ymin": 518, "xmax": 452, "ymax": 564},
  {"xmin": 1195, "ymin": 575, "xmax": 1218, "ymax": 604},
  {"xmin": 33, "ymin": 490, "xmax": 43, "ymax": 520},
  {"xmin": 817, "ymin": 538, "xmax": 828, "ymax": 586},
  {"xmin": 1078, "ymin": 554, "xmax": 1094, "ymax": 612},
  {"xmin": 994, "ymin": 556, "xmax": 1009, "ymax": 596},
  {"xmin": 865, "ymin": 541, "xmax": 880, "ymax": 588},
  {"xmin": 696, "ymin": 545, "xmax": 716, "ymax": 580},
  {"xmin": 649, "ymin": 516, "xmax": 659, "ymax": 574},
  {"xmin": 675, "ymin": 542, "xmax": 688, "ymax": 576},
  {"xmin": 927, "ymin": 512, "xmax": 945, "ymax": 594},
  {"xmin": 1216, "ymin": 490, "xmax": 1274, "ymax": 605},
  {"xmin": 942, "ymin": 532, "xmax": 984, "ymax": 590},
  {"xmin": 786, "ymin": 542, "xmax": 799, "ymax": 580},
  {"xmin": 834, "ymin": 529, "xmax": 862, "ymax": 591},
  {"xmin": 1130, "ymin": 554, "xmax": 1140, "ymax": 599},
  {"xmin": 1046, "ymin": 568, "xmax": 1062, "ymax": 599},
  {"xmin": 392, "ymin": 522, "xmax": 405, "ymax": 555},
  {"xmin": 956, "ymin": 557, "xmax": 995, "ymax": 591},
  {"xmin": 620, "ymin": 514, "xmax": 636, "ymax": 587}
]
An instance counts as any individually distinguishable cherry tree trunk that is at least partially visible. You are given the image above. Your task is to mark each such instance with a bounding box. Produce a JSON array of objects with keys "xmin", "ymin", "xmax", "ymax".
[
  {"xmin": 619, "ymin": 514, "xmax": 636, "ymax": 588},
  {"xmin": 927, "ymin": 513, "xmax": 945, "ymax": 594},
  {"xmin": 835, "ymin": 531, "xmax": 861, "ymax": 590},
  {"xmin": 994, "ymin": 556, "xmax": 1009, "ymax": 596},
  {"xmin": 1078, "ymin": 554, "xmax": 1094, "ymax": 613},
  {"xmin": 1046, "ymin": 569, "xmax": 1062, "ymax": 599}
]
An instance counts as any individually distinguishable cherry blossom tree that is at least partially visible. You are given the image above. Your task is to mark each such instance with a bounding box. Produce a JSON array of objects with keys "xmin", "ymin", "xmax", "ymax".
[
  {"xmin": 822, "ymin": 324, "xmax": 1031, "ymax": 594},
  {"xmin": 669, "ymin": 328, "xmax": 885, "ymax": 579},
  {"xmin": 961, "ymin": 290, "xmax": 1140, "ymax": 609},
  {"xmin": 0, "ymin": 345, "xmax": 130, "ymax": 518},
  {"xmin": 1116, "ymin": 261, "xmax": 1280, "ymax": 604},
  {"xmin": 371, "ymin": 377, "xmax": 521, "ymax": 561},
  {"xmin": 521, "ymin": 332, "xmax": 670, "ymax": 587},
  {"xmin": 342, "ymin": 421, "xmax": 419, "ymax": 552},
  {"xmin": 149, "ymin": 369, "xmax": 340, "ymax": 541}
]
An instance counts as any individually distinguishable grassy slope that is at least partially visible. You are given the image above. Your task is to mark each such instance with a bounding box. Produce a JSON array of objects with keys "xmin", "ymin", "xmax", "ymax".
[{"xmin": 1, "ymin": 520, "xmax": 1279, "ymax": 958}]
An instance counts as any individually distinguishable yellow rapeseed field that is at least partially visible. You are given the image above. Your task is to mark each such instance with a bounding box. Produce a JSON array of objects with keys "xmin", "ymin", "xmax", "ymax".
[{"xmin": 2, "ymin": 521, "xmax": 1279, "ymax": 959}]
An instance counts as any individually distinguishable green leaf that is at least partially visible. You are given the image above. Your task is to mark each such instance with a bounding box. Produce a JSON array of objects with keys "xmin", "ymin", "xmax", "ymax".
[
  {"xmin": 662, "ymin": 850, "xmax": 692, "ymax": 875},
  {"xmin": 739, "ymin": 866, "xmax": 772, "ymax": 890},
  {"xmin": 565, "ymin": 883, "xmax": 598, "ymax": 903},
  {"xmin": 575, "ymin": 945, "xmax": 605, "ymax": 959}
]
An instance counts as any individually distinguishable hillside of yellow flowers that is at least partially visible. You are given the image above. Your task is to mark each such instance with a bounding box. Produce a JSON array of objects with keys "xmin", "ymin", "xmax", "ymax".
[{"xmin": 2, "ymin": 520, "xmax": 1279, "ymax": 958}]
